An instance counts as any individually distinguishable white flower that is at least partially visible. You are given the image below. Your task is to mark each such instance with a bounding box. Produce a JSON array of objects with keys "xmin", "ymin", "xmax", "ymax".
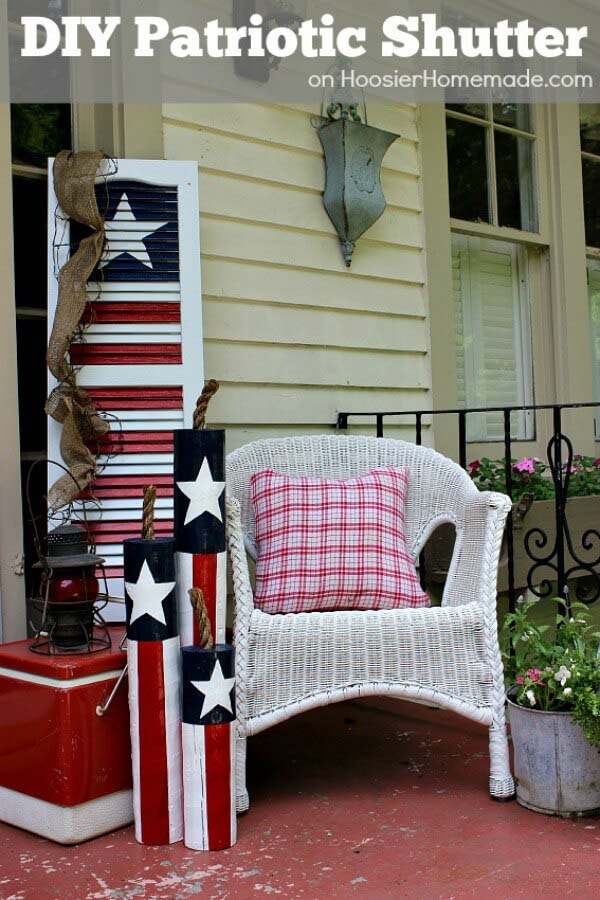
[
  {"xmin": 526, "ymin": 689, "xmax": 536, "ymax": 707},
  {"xmin": 554, "ymin": 665, "xmax": 571, "ymax": 687},
  {"xmin": 563, "ymin": 687, "xmax": 572, "ymax": 697}
]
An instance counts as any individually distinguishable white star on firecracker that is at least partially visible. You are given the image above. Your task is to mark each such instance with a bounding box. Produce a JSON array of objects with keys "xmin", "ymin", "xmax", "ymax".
[
  {"xmin": 125, "ymin": 559, "xmax": 175, "ymax": 626},
  {"xmin": 191, "ymin": 660, "xmax": 235, "ymax": 718},
  {"xmin": 100, "ymin": 193, "xmax": 168, "ymax": 270},
  {"xmin": 177, "ymin": 457, "xmax": 225, "ymax": 526}
]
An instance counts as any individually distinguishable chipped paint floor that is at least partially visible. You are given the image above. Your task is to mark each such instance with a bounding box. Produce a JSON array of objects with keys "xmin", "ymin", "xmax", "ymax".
[{"xmin": 1, "ymin": 699, "xmax": 599, "ymax": 900}]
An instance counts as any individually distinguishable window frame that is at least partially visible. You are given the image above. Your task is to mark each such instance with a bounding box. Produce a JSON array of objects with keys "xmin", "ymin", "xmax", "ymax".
[
  {"xmin": 446, "ymin": 103, "xmax": 539, "ymax": 234},
  {"xmin": 425, "ymin": 103, "xmax": 594, "ymax": 466}
]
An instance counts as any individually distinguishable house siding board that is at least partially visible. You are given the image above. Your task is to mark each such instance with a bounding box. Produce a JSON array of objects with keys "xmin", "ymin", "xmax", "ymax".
[{"xmin": 162, "ymin": 102, "xmax": 431, "ymax": 452}]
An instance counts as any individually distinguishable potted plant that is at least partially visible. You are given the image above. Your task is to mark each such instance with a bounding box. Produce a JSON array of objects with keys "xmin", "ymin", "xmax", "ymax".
[
  {"xmin": 425, "ymin": 455, "xmax": 600, "ymax": 597},
  {"xmin": 503, "ymin": 596, "xmax": 600, "ymax": 816}
]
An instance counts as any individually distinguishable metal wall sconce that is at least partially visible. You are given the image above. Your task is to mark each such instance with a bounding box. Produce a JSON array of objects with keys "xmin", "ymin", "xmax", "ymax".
[
  {"xmin": 316, "ymin": 69, "xmax": 399, "ymax": 267},
  {"xmin": 233, "ymin": 0, "xmax": 307, "ymax": 82}
]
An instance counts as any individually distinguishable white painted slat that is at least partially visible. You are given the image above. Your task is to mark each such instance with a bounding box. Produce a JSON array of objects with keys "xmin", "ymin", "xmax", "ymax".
[
  {"xmin": 97, "ymin": 455, "xmax": 174, "ymax": 473},
  {"xmin": 79, "ymin": 332, "xmax": 182, "ymax": 344},
  {"xmin": 72, "ymin": 505, "xmax": 173, "ymax": 522},
  {"xmin": 87, "ymin": 282, "xmax": 181, "ymax": 295}
]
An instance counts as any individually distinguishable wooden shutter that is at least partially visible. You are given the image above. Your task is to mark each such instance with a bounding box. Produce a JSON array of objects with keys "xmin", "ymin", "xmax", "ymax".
[
  {"xmin": 48, "ymin": 159, "xmax": 203, "ymax": 617},
  {"xmin": 452, "ymin": 235, "xmax": 533, "ymax": 443}
]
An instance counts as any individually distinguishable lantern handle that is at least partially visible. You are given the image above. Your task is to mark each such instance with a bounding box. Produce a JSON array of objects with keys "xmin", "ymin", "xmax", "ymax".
[
  {"xmin": 317, "ymin": 60, "xmax": 368, "ymax": 126},
  {"xmin": 25, "ymin": 457, "xmax": 99, "ymax": 567}
]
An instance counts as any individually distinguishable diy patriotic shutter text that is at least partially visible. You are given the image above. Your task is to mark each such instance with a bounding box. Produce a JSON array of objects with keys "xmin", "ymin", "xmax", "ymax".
[{"xmin": 48, "ymin": 159, "xmax": 203, "ymax": 618}]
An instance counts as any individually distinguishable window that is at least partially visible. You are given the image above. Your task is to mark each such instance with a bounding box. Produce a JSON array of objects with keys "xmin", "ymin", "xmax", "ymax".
[
  {"xmin": 581, "ymin": 106, "xmax": 600, "ymax": 436},
  {"xmin": 453, "ymin": 235, "xmax": 534, "ymax": 442},
  {"xmin": 446, "ymin": 104, "xmax": 537, "ymax": 232},
  {"xmin": 580, "ymin": 105, "xmax": 600, "ymax": 250},
  {"xmin": 446, "ymin": 103, "xmax": 538, "ymax": 442},
  {"xmin": 11, "ymin": 103, "xmax": 72, "ymax": 595},
  {"xmin": 588, "ymin": 259, "xmax": 600, "ymax": 438}
]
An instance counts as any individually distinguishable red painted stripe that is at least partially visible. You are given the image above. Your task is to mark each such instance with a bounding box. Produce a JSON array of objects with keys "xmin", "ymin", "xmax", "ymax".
[
  {"xmin": 87, "ymin": 386, "xmax": 183, "ymax": 410},
  {"xmin": 193, "ymin": 555, "xmax": 217, "ymax": 646},
  {"xmin": 70, "ymin": 344, "xmax": 182, "ymax": 366},
  {"xmin": 91, "ymin": 431, "xmax": 174, "ymax": 454},
  {"xmin": 103, "ymin": 567, "xmax": 124, "ymax": 579},
  {"xmin": 137, "ymin": 641, "xmax": 170, "ymax": 845},
  {"xmin": 89, "ymin": 520, "xmax": 174, "ymax": 543},
  {"xmin": 205, "ymin": 723, "xmax": 232, "ymax": 850},
  {"xmin": 85, "ymin": 475, "xmax": 173, "ymax": 499},
  {"xmin": 83, "ymin": 302, "xmax": 181, "ymax": 324}
]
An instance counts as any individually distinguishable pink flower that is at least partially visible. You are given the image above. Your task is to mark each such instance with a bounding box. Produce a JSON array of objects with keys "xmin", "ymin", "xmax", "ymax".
[
  {"xmin": 468, "ymin": 460, "xmax": 481, "ymax": 473},
  {"xmin": 594, "ymin": 458, "xmax": 600, "ymax": 467},
  {"xmin": 514, "ymin": 458, "xmax": 536, "ymax": 474},
  {"xmin": 516, "ymin": 676, "xmax": 525, "ymax": 685},
  {"xmin": 526, "ymin": 668, "xmax": 544, "ymax": 684}
]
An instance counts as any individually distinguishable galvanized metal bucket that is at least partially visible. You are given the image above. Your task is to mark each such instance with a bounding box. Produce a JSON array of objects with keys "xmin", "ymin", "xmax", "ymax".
[{"xmin": 508, "ymin": 692, "xmax": 600, "ymax": 817}]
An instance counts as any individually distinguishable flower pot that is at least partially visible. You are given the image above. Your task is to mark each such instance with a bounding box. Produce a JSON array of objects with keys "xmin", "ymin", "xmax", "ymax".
[{"xmin": 507, "ymin": 692, "xmax": 600, "ymax": 816}]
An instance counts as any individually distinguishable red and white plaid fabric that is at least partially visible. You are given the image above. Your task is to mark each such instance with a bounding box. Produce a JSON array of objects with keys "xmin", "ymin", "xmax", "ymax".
[{"xmin": 250, "ymin": 467, "xmax": 430, "ymax": 615}]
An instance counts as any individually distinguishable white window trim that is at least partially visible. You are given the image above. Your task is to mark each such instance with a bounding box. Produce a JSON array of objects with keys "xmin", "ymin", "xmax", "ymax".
[{"xmin": 423, "ymin": 102, "xmax": 594, "ymax": 463}]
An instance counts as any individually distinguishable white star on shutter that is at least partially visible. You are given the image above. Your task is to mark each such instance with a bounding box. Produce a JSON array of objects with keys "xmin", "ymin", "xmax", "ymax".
[
  {"xmin": 125, "ymin": 559, "xmax": 176, "ymax": 626},
  {"xmin": 100, "ymin": 193, "xmax": 168, "ymax": 270},
  {"xmin": 176, "ymin": 457, "xmax": 226, "ymax": 526},
  {"xmin": 191, "ymin": 660, "xmax": 236, "ymax": 718}
]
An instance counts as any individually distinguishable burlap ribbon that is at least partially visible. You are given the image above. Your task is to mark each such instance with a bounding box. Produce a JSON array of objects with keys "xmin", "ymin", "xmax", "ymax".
[{"xmin": 46, "ymin": 150, "xmax": 110, "ymax": 513}]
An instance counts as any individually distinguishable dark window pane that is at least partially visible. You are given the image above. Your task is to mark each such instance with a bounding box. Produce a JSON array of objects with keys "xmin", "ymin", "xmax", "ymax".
[
  {"xmin": 11, "ymin": 104, "xmax": 71, "ymax": 168},
  {"xmin": 446, "ymin": 119, "xmax": 490, "ymax": 223},
  {"xmin": 495, "ymin": 132, "xmax": 537, "ymax": 231},
  {"xmin": 580, "ymin": 104, "xmax": 600, "ymax": 156},
  {"xmin": 582, "ymin": 158, "xmax": 600, "ymax": 248},
  {"xmin": 21, "ymin": 459, "xmax": 47, "ymax": 606},
  {"xmin": 446, "ymin": 103, "xmax": 487, "ymax": 119},
  {"xmin": 16, "ymin": 317, "xmax": 47, "ymax": 455},
  {"xmin": 9, "ymin": 1, "xmax": 67, "ymax": 23},
  {"xmin": 493, "ymin": 104, "xmax": 532, "ymax": 132},
  {"xmin": 13, "ymin": 176, "xmax": 47, "ymax": 309}
]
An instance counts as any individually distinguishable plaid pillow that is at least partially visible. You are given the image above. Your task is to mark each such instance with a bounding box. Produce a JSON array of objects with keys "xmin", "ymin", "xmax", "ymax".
[{"xmin": 250, "ymin": 467, "xmax": 429, "ymax": 615}]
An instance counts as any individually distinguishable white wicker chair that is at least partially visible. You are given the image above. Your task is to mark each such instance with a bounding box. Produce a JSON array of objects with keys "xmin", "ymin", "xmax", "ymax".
[{"xmin": 226, "ymin": 435, "xmax": 514, "ymax": 813}]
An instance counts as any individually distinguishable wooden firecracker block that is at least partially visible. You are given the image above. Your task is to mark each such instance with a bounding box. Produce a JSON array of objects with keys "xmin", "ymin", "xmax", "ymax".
[
  {"xmin": 181, "ymin": 644, "xmax": 237, "ymax": 851},
  {"xmin": 174, "ymin": 429, "xmax": 227, "ymax": 646},
  {"xmin": 124, "ymin": 536, "xmax": 183, "ymax": 845}
]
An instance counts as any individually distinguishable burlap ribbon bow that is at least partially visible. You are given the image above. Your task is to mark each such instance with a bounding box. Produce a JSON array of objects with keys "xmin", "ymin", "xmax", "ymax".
[{"xmin": 46, "ymin": 150, "xmax": 111, "ymax": 513}]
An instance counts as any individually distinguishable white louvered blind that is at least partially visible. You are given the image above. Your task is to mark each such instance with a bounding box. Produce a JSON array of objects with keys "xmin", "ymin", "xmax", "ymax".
[
  {"xmin": 48, "ymin": 159, "xmax": 203, "ymax": 616},
  {"xmin": 452, "ymin": 235, "xmax": 534, "ymax": 442},
  {"xmin": 587, "ymin": 258, "xmax": 600, "ymax": 439}
]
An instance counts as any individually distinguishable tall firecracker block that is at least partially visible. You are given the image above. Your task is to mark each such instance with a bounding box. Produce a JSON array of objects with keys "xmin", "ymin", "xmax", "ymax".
[
  {"xmin": 181, "ymin": 644, "xmax": 237, "ymax": 851},
  {"xmin": 124, "ymin": 537, "xmax": 183, "ymax": 845},
  {"xmin": 174, "ymin": 428, "xmax": 227, "ymax": 646}
]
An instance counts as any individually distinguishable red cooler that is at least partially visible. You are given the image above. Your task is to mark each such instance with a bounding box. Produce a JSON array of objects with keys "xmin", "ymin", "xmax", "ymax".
[{"xmin": 0, "ymin": 627, "xmax": 133, "ymax": 844}]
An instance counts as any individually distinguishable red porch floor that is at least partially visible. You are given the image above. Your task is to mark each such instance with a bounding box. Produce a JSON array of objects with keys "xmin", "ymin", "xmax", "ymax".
[{"xmin": 0, "ymin": 698, "xmax": 598, "ymax": 900}]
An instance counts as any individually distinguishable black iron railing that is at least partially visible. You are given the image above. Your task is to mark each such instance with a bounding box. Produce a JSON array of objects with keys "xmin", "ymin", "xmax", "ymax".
[{"xmin": 337, "ymin": 402, "xmax": 600, "ymax": 616}]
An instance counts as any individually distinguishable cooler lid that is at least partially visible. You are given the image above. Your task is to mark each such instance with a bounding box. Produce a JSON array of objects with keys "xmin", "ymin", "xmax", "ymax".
[{"xmin": 0, "ymin": 627, "xmax": 127, "ymax": 680}]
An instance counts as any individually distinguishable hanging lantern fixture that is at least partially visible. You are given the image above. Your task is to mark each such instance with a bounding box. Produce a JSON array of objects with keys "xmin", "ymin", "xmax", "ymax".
[{"xmin": 316, "ymin": 66, "xmax": 400, "ymax": 267}]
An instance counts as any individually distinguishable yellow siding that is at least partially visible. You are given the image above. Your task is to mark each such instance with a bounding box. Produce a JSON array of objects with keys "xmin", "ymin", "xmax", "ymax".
[{"xmin": 162, "ymin": 102, "xmax": 431, "ymax": 450}]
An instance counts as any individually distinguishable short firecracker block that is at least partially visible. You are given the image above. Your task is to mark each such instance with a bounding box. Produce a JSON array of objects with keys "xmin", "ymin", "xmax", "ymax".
[
  {"xmin": 124, "ymin": 537, "xmax": 183, "ymax": 845},
  {"xmin": 174, "ymin": 429, "xmax": 227, "ymax": 646},
  {"xmin": 181, "ymin": 644, "xmax": 237, "ymax": 851},
  {"xmin": 0, "ymin": 628, "xmax": 132, "ymax": 844}
]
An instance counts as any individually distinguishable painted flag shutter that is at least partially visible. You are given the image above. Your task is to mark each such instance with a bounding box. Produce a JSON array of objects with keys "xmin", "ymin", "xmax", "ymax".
[
  {"xmin": 587, "ymin": 259, "xmax": 600, "ymax": 438},
  {"xmin": 48, "ymin": 159, "xmax": 203, "ymax": 617},
  {"xmin": 452, "ymin": 235, "xmax": 533, "ymax": 443}
]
